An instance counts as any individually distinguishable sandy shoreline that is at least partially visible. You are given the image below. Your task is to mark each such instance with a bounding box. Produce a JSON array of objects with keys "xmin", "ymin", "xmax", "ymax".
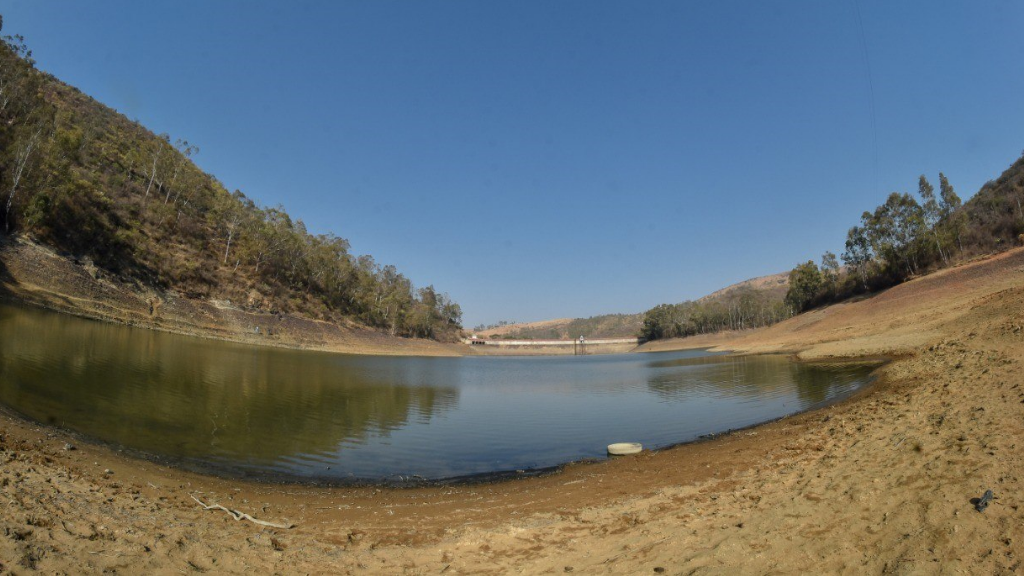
[{"xmin": 2, "ymin": 248, "xmax": 1024, "ymax": 572}]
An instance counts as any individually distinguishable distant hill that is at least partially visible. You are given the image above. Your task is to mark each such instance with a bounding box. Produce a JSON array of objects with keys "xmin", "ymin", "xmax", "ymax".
[
  {"xmin": 478, "ymin": 272, "xmax": 790, "ymax": 340},
  {"xmin": 698, "ymin": 272, "xmax": 789, "ymax": 303},
  {"xmin": 477, "ymin": 314, "xmax": 643, "ymax": 340}
]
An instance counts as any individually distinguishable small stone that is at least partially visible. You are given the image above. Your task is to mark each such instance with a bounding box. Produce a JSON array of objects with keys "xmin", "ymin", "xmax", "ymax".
[
  {"xmin": 104, "ymin": 469, "xmax": 113, "ymax": 475},
  {"xmin": 63, "ymin": 443, "xmax": 76, "ymax": 451}
]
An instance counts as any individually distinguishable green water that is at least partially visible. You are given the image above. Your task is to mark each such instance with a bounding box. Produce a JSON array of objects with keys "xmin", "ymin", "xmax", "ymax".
[{"xmin": 0, "ymin": 303, "xmax": 879, "ymax": 481}]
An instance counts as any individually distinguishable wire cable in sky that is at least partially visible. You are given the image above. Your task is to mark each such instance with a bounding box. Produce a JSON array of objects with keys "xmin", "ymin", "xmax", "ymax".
[{"xmin": 851, "ymin": 0, "xmax": 879, "ymax": 195}]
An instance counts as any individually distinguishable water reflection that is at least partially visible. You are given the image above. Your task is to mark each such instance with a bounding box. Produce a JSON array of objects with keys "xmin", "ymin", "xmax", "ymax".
[
  {"xmin": 0, "ymin": 304, "xmax": 879, "ymax": 480},
  {"xmin": 0, "ymin": 305, "xmax": 458, "ymax": 466},
  {"xmin": 646, "ymin": 355, "xmax": 874, "ymax": 407}
]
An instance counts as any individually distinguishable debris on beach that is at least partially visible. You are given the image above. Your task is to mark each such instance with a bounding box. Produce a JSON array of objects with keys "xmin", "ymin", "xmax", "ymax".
[
  {"xmin": 608, "ymin": 442, "xmax": 643, "ymax": 456},
  {"xmin": 975, "ymin": 490, "xmax": 994, "ymax": 512}
]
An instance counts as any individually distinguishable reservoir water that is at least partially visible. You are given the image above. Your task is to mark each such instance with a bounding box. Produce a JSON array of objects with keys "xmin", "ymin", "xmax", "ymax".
[{"xmin": 0, "ymin": 303, "xmax": 879, "ymax": 482}]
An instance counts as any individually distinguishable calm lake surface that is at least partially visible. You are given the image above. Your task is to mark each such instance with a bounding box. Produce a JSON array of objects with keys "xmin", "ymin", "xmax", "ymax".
[{"xmin": 0, "ymin": 304, "xmax": 879, "ymax": 482}]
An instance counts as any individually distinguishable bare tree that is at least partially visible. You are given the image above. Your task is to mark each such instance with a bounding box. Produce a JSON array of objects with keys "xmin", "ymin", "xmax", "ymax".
[
  {"xmin": 0, "ymin": 32, "xmax": 33, "ymax": 122},
  {"xmin": 249, "ymin": 213, "xmax": 284, "ymax": 274},
  {"xmin": 4, "ymin": 124, "xmax": 42, "ymax": 233},
  {"xmin": 918, "ymin": 175, "xmax": 948, "ymax": 265},
  {"xmin": 144, "ymin": 134, "xmax": 169, "ymax": 201},
  {"xmin": 164, "ymin": 139, "xmax": 198, "ymax": 204},
  {"xmin": 223, "ymin": 210, "xmax": 243, "ymax": 264},
  {"xmin": 821, "ymin": 251, "xmax": 840, "ymax": 297}
]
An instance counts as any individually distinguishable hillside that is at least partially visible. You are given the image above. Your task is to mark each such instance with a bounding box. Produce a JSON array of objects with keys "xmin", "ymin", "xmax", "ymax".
[
  {"xmin": 698, "ymin": 271, "xmax": 789, "ymax": 302},
  {"xmin": 0, "ymin": 28, "xmax": 461, "ymax": 341},
  {"xmin": 476, "ymin": 313, "xmax": 642, "ymax": 340},
  {"xmin": 960, "ymin": 152, "xmax": 1024, "ymax": 253},
  {"xmin": 477, "ymin": 272, "xmax": 790, "ymax": 340},
  {"xmin": 477, "ymin": 148, "xmax": 1024, "ymax": 346}
]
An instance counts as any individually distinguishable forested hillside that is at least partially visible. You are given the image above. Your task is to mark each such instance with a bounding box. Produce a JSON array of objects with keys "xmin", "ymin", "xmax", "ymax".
[
  {"xmin": 639, "ymin": 281, "xmax": 792, "ymax": 341},
  {"xmin": 960, "ymin": 153, "xmax": 1024, "ymax": 253},
  {"xmin": 0, "ymin": 21, "xmax": 461, "ymax": 340},
  {"xmin": 481, "ymin": 272, "xmax": 791, "ymax": 342},
  {"xmin": 641, "ymin": 152, "xmax": 1024, "ymax": 342},
  {"xmin": 783, "ymin": 153, "xmax": 1024, "ymax": 314}
]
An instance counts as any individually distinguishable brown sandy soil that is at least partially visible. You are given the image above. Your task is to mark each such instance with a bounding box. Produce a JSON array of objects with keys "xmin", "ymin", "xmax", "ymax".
[
  {"xmin": 2, "ymin": 249, "xmax": 1024, "ymax": 573},
  {"xmin": 639, "ymin": 247, "xmax": 1024, "ymax": 360},
  {"xmin": 0, "ymin": 237, "xmax": 466, "ymax": 358}
]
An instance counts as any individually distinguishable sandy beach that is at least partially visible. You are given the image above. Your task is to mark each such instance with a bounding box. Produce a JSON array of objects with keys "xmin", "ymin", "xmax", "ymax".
[{"xmin": 2, "ymin": 248, "xmax": 1024, "ymax": 573}]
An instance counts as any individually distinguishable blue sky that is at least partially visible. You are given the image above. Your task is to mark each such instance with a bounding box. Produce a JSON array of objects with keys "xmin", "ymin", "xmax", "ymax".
[{"xmin": 3, "ymin": 1, "xmax": 1023, "ymax": 327}]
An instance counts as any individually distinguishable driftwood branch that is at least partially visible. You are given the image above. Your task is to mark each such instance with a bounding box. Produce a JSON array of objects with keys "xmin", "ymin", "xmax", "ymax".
[{"xmin": 190, "ymin": 494, "xmax": 295, "ymax": 529}]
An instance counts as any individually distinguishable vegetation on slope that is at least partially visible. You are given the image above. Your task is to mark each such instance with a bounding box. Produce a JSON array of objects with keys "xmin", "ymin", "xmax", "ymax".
[
  {"xmin": 642, "ymin": 152, "xmax": 1024, "ymax": 342},
  {"xmin": 478, "ymin": 313, "xmax": 643, "ymax": 340},
  {"xmin": 960, "ymin": 153, "xmax": 1024, "ymax": 253},
  {"xmin": 785, "ymin": 153, "xmax": 1024, "ymax": 314},
  {"xmin": 639, "ymin": 283, "xmax": 792, "ymax": 342},
  {"xmin": 0, "ymin": 20, "xmax": 461, "ymax": 340}
]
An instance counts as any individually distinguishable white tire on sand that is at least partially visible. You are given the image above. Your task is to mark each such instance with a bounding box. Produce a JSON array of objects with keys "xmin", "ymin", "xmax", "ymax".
[{"xmin": 607, "ymin": 442, "xmax": 643, "ymax": 456}]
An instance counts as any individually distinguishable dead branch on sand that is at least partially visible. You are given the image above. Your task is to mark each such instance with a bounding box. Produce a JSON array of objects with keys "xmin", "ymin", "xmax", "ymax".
[{"xmin": 190, "ymin": 494, "xmax": 295, "ymax": 529}]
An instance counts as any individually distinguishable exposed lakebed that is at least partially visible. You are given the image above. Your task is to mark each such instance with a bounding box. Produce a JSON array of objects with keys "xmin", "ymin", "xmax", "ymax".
[{"xmin": 0, "ymin": 304, "xmax": 879, "ymax": 482}]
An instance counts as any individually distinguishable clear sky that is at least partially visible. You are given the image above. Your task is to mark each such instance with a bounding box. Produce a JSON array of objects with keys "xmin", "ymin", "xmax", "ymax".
[{"xmin": 3, "ymin": 1, "xmax": 1023, "ymax": 327}]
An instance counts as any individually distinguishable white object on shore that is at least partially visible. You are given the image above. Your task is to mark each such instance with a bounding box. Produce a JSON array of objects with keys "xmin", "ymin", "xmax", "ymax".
[{"xmin": 607, "ymin": 442, "xmax": 643, "ymax": 456}]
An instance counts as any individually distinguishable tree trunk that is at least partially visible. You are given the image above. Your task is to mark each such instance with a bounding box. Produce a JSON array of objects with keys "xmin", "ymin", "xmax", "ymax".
[
  {"xmin": 144, "ymin": 147, "xmax": 161, "ymax": 200},
  {"xmin": 165, "ymin": 160, "xmax": 184, "ymax": 204},
  {"xmin": 4, "ymin": 129, "xmax": 40, "ymax": 233},
  {"xmin": 224, "ymin": 228, "xmax": 235, "ymax": 264},
  {"xmin": 934, "ymin": 235, "xmax": 947, "ymax": 266}
]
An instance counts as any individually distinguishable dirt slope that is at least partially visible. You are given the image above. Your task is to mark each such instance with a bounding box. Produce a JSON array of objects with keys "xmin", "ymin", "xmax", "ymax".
[
  {"xmin": 2, "ymin": 249, "xmax": 1024, "ymax": 573},
  {"xmin": 639, "ymin": 248, "xmax": 1024, "ymax": 360},
  {"xmin": 0, "ymin": 236, "xmax": 464, "ymax": 357}
]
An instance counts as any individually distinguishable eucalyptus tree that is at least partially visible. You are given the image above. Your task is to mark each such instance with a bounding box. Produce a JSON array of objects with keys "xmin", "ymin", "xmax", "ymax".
[
  {"xmin": 820, "ymin": 251, "xmax": 840, "ymax": 297},
  {"xmin": 164, "ymin": 139, "xmax": 198, "ymax": 204},
  {"xmin": 215, "ymin": 191, "xmax": 247, "ymax": 265},
  {"xmin": 862, "ymin": 192, "xmax": 925, "ymax": 277},
  {"xmin": 842, "ymin": 225, "xmax": 872, "ymax": 290},
  {"xmin": 938, "ymin": 173, "xmax": 964, "ymax": 254},
  {"xmin": 0, "ymin": 24, "xmax": 47, "ymax": 233},
  {"xmin": 0, "ymin": 24, "xmax": 36, "ymax": 124},
  {"xmin": 247, "ymin": 206, "xmax": 287, "ymax": 275},
  {"xmin": 143, "ymin": 134, "xmax": 169, "ymax": 201},
  {"xmin": 439, "ymin": 293, "xmax": 462, "ymax": 327},
  {"xmin": 785, "ymin": 261, "xmax": 823, "ymax": 312},
  {"xmin": 917, "ymin": 175, "xmax": 949, "ymax": 265},
  {"xmin": 3, "ymin": 122, "xmax": 45, "ymax": 233}
]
